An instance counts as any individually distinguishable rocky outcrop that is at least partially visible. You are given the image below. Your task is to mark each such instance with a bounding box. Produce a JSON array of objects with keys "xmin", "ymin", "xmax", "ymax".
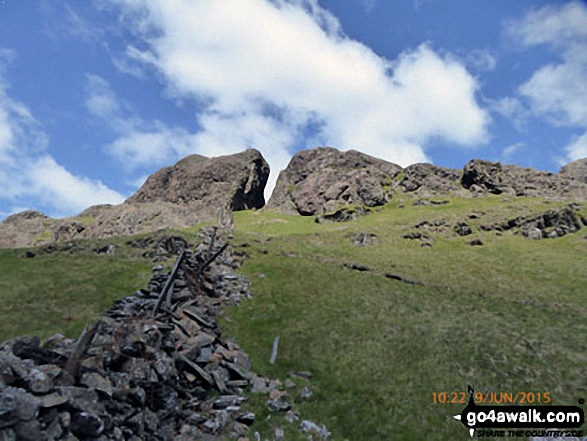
[
  {"xmin": 480, "ymin": 205, "xmax": 586, "ymax": 239},
  {"xmin": 267, "ymin": 148, "xmax": 402, "ymax": 215},
  {"xmin": 559, "ymin": 158, "xmax": 587, "ymax": 184},
  {"xmin": 2, "ymin": 210, "xmax": 48, "ymax": 223},
  {"xmin": 0, "ymin": 211, "xmax": 58, "ymax": 249},
  {"xmin": 2, "ymin": 147, "xmax": 587, "ymax": 247},
  {"xmin": 126, "ymin": 149, "xmax": 269, "ymax": 211},
  {"xmin": 268, "ymin": 148, "xmax": 587, "ymax": 217},
  {"xmin": 461, "ymin": 159, "xmax": 587, "ymax": 199},
  {"xmin": 0, "ymin": 150, "xmax": 269, "ymax": 248},
  {"xmin": 399, "ymin": 163, "xmax": 462, "ymax": 195},
  {"xmin": 462, "ymin": 159, "xmax": 554, "ymax": 196}
]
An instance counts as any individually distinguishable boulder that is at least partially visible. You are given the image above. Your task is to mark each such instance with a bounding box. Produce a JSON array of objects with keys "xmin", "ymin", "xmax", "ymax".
[
  {"xmin": 454, "ymin": 222, "xmax": 473, "ymax": 236},
  {"xmin": 351, "ymin": 233, "xmax": 378, "ymax": 247},
  {"xmin": 315, "ymin": 206, "xmax": 372, "ymax": 223},
  {"xmin": 267, "ymin": 147, "xmax": 402, "ymax": 215}
]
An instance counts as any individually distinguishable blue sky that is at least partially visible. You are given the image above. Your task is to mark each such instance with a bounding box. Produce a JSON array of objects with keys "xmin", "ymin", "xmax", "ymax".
[{"xmin": 0, "ymin": 0, "xmax": 586, "ymax": 219}]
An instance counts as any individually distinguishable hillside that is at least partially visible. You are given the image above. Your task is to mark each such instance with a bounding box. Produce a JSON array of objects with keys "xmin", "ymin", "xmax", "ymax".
[
  {"xmin": 2, "ymin": 148, "xmax": 586, "ymax": 250},
  {"xmin": 0, "ymin": 149, "xmax": 269, "ymax": 249},
  {"xmin": 1, "ymin": 192, "xmax": 586, "ymax": 440}
]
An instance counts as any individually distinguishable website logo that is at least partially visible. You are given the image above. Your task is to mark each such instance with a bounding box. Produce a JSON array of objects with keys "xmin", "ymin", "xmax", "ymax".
[{"xmin": 453, "ymin": 386, "xmax": 585, "ymax": 438}]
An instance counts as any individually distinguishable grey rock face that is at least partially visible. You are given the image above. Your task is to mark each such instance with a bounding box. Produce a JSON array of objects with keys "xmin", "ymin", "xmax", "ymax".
[
  {"xmin": 126, "ymin": 149, "xmax": 269, "ymax": 211},
  {"xmin": 1, "ymin": 211, "xmax": 47, "ymax": 224},
  {"xmin": 400, "ymin": 163, "xmax": 461, "ymax": 195},
  {"xmin": 461, "ymin": 159, "xmax": 587, "ymax": 199},
  {"xmin": 267, "ymin": 147, "xmax": 402, "ymax": 215},
  {"xmin": 559, "ymin": 158, "xmax": 587, "ymax": 184},
  {"xmin": 352, "ymin": 233, "xmax": 378, "ymax": 247},
  {"xmin": 70, "ymin": 412, "xmax": 104, "ymax": 438},
  {"xmin": 481, "ymin": 205, "xmax": 583, "ymax": 239},
  {"xmin": 300, "ymin": 420, "xmax": 331, "ymax": 439}
]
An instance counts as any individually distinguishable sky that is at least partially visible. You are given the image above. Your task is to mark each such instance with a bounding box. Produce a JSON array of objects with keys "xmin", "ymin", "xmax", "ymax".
[{"xmin": 0, "ymin": 0, "xmax": 586, "ymax": 220}]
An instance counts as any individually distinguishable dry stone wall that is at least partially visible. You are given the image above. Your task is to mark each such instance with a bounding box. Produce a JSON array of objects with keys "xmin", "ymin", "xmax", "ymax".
[{"xmin": 0, "ymin": 229, "xmax": 328, "ymax": 441}]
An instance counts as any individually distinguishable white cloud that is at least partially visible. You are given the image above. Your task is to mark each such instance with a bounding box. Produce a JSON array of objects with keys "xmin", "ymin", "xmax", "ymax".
[
  {"xmin": 104, "ymin": 0, "xmax": 489, "ymax": 194},
  {"xmin": 111, "ymin": 55, "xmax": 146, "ymax": 79},
  {"xmin": 519, "ymin": 58, "xmax": 587, "ymax": 127},
  {"xmin": 188, "ymin": 112, "xmax": 295, "ymax": 200},
  {"xmin": 565, "ymin": 132, "xmax": 587, "ymax": 161},
  {"xmin": 85, "ymin": 74, "xmax": 197, "ymax": 170},
  {"xmin": 506, "ymin": 2, "xmax": 587, "ymax": 48},
  {"xmin": 0, "ymin": 53, "xmax": 45, "ymax": 166},
  {"xmin": 0, "ymin": 56, "xmax": 125, "ymax": 219},
  {"xmin": 42, "ymin": 2, "xmax": 105, "ymax": 43},
  {"xmin": 501, "ymin": 141, "xmax": 526, "ymax": 160},
  {"xmin": 27, "ymin": 156, "xmax": 126, "ymax": 215},
  {"xmin": 506, "ymin": 1, "xmax": 587, "ymax": 162},
  {"xmin": 85, "ymin": 74, "xmax": 121, "ymax": 118},
  {"xmin": 107, "ymin": 123, "xmax": 195, "ymax": 168},
  {"xmin": 0, "ymin": 95, "xmax": 13, "ymax": 161},
  {"xmin": 465, "ymin": 49, "xmax": 497, "ymax": 71},
  {"xmin": 86, "ymin": 74, "xmax": 294, "ymax": 199},
  {"xmin": 488, "ymin": 96, "xmax": 531, "ymax": 132}
]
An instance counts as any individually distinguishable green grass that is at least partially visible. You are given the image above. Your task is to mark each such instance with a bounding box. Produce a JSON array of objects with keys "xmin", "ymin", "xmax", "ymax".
[
  {"xmin": 73, "ymin": 214, "xmax": 96, "ymax": 227},
  {"xmin": 1, "ymin": 196, "xmax": 586, "ymax": 440},
  {"xmin": 0, "ymin": 235, "xmax": 154, "ymax": 341},
  {"xmin": 219, "ymin": 197, "xmax": 587, "ymax": 440}
]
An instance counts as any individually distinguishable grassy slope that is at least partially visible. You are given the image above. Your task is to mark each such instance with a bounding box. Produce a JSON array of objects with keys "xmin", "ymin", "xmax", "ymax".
[
  {"xmin": 0, "ymin": 197, "xmax": 585, "ymax": 440},
  {"xmin": 221, "ymin": 197, "xmax": 587, "ymax": 440},
  {"xmin": 0, "ymin": 235, "xmax": 154, "ymax": 341}
]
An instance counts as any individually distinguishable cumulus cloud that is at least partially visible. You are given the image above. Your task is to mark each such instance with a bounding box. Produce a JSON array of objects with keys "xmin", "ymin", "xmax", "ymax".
[
  {"xmin": 0, "ymin": 57, "xmax": 125, "ymax": 219},
  {"xmin": 85, "ymin": 74, "xmax": 121, "ymax": 118},
  {"xmin": 519, "ymin": 58, "xmax": 587, "ymax": 127},
  {"xmin": 506, "ymin": 1, "xmax": 587, "ymax": 162},
  {"xmin": 566, "ymin": 132, "xmax": 587, "ymax": 161},
  {"xmin": 86, "ymin": 74, "xmax": 295, "ymax": 198},
  {"xmin": 104, "ymin": 0, "xmax": 489, "ymax": 198},
  {"xmin": 85, "ymin": 74, "xmax": 198, "ymax": 169},
  {"xmin": 501, "ymin": 141, "xmax": 526, "ymax": 160},
  {"xmin": 26, "ymin": 156, "xmax": 126, "ymax": 214},
  {"xmin": 506, "ymin": 1, "xmax": 587, "ymax": 48}
]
